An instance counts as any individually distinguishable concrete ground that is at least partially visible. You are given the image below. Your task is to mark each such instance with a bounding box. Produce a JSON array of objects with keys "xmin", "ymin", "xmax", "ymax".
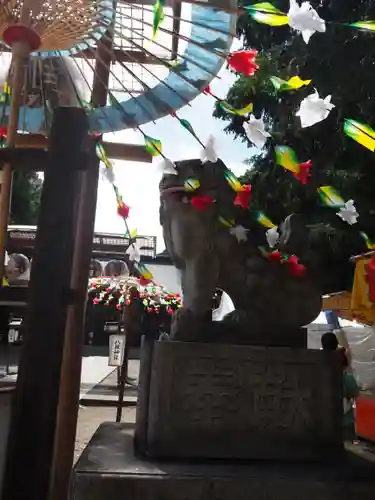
[
  {"xmin": 0, "ymin": 375, "xmax": 138, "ymax": 492},
  {"xmin": 75, "ymin": 361, "xmax": 139, "ymax": 462},
  {"xmin": 74, "ymin": 405, "xmax": 136, "ymax": 463},
  {"xmin": 0, "ymin": 352, "xmax": 140, "ymax": 475}
]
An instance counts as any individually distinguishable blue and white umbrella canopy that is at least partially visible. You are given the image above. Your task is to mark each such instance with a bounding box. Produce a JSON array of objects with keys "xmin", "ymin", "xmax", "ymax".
[{"xmin": 0, "ymin": 0, "xmax": 236, "ymax": 134}]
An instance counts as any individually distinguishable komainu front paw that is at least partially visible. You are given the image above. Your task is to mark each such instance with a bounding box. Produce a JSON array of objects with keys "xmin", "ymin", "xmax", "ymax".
[{"xmin": 170, "ymin": 308, "xmax": 209, "ymax": 342}]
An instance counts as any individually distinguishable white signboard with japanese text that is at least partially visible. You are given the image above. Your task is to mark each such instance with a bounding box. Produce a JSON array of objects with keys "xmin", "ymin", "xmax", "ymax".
[{"xmin": 108, "ymin": 334, "xmax": 126, "ymax": 366}]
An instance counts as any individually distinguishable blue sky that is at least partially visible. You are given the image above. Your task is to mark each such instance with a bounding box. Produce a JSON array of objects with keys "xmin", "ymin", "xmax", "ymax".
[{"xmin": 95, "ymin": 55, "xmax": 253, "ymax": 253}]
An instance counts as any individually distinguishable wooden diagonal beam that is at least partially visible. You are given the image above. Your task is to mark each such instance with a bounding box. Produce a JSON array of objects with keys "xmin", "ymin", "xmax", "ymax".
[
  {"xmin": 80, "ymin": 48, "xmax": 161, "ymax": 65},
  {"xmin": 171, "ymin": 1, "xmax": 182, "ymax": 60},
  {"xmin": 8, "ymin": 135, "xmax": 152, "ymax": 163}
]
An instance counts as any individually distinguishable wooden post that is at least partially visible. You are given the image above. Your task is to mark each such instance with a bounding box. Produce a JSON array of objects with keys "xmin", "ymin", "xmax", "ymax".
[
  {"xmin": 48, "ymin": 142, "xmax": 100, "ymax": 500},
  {"xmin": 2, "ymin": 107, "xmax": 88, "ymax": 500},
  {"xmin": 116, "ymin": 337, "xmax": 130, "ymax": 422},
  {"xmin": 134, "ymin": 335, "xmax": 154, "ymax": 455},
  {"xmin": 48, "ymin": 19, "xmax": 114, "ymax": 499},
  {"xmin": 0, "ymin": 40, "xmax": 30, "ymax": 280}
]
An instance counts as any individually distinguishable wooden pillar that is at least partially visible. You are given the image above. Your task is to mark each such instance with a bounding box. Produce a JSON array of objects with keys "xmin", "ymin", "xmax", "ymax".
[
  {"xmin": 48, "ymin": 144, "xmax": 100, "ymax": 500},
  {"xmin": 48, "ymin": 20, "xmax": 114, "ymax": 499},
  {"xmin": 2, "ymin": 107, "xmax": 88, "ymax": 500}
]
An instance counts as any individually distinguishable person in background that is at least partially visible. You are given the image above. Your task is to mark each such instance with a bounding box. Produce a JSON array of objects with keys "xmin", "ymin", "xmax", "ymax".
[
  {"xmin": 321, "ymin": 330, "xmax": 353, "ymax": 369},
  {"xmin": 340, "ymin": 348, "xmax": 360, "ymax": 443},
  {"xmin": 321, "ymin": 331, "xmax": 339, "ymax": 351},
  {"xmin": 321, "ymin": 332, "xmax": 360, "ymax": 442}
]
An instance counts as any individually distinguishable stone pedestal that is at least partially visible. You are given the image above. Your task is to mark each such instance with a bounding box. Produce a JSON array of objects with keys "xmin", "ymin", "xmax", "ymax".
[
  {"xmin": 71, "ymin": 423, "xmax": 375, "ymax": 500},
  {"xmin": 135, "ymin": 340, "xmax": 343, "ymax": 460}
]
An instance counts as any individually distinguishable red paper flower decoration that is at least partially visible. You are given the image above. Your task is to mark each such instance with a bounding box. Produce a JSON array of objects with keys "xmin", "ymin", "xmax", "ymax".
[
  {"xmin": 286, "ymin": 255, "xmax": 307, "ymax": 278},
  {"xmin": 191, "ymin": 195, "xmax": 214, "ymax": 211},
  {"xmin": 294, "ymin": 160, "xmax": 312, "ymax": 185},
  {"xmin": 289, "ymin": 263, "xmax": 307, "ymax": 278},
  {"xmin": 117, "ymin": 202, "xmax": 130, "ymax": 218},
  {"xmin": 227, "ymin": 50, "xmax": 259, "ymax": 76},
  {"xmin": 234, "ymin": 184, "xmax": 251, "ymax": 209},
  {"xmin": 268, "ymin": 250, "xmax": 282, "ymax": 263},
  {"xmin": 286, "ymin": 255, "xmax": 298, "ymax": 266}
]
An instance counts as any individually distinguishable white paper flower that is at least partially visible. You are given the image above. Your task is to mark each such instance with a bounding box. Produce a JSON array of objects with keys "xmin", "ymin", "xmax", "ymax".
[
  {"xmin": 201, "ymin": 135, "xmax": 218, "ymax": 163},
  {"xmin": 266, "ymin": 227, "xmax": 279, "ymax": 248},
  {"xmin": 126, "ymin": 243, "xmax": 141, "ymax": 262},
  {"xmin": 243, "ymin": 114, "xmax": 271, "ymax": 149},
  {"xmin": 160, "ymin": 158, "xmax": 178, "ymax": 175},
  {"xmin": 101, "ymin": 165, "xmax": 115, "ymax": 184},
  {"xmin": 336, "ymin": 200, "xmax": 359, "ymax": 226},
  {"xmin": 288, "ymin": 0, "xmax": 326, "ymax": 44},
  {"xmin": 229, "ymin": 225, "xmax": 249, "ymax": 243},
  {"xmin": 296, "ymin": 91, "xmax": 334, "ymax": 128}
]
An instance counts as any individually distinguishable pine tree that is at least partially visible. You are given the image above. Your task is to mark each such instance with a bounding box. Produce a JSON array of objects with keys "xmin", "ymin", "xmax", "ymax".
[{"xmin": 214, "ymin": 0, "xmax": 375, "ymax": 292}]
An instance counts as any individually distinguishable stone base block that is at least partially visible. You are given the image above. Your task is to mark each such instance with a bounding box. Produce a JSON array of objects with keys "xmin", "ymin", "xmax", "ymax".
[
  {"xmin": 135, "ymin": 340, "xmax": 343, "ymax": 460},
  {"xmin": 71, "ymin": 423, "xmax": 375, "ymax": 500}
]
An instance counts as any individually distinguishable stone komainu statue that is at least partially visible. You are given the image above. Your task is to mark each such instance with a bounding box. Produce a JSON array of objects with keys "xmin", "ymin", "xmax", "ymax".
[{"xmin": 159, "ymin": 159, "xmax": 322, "ymax": 344}]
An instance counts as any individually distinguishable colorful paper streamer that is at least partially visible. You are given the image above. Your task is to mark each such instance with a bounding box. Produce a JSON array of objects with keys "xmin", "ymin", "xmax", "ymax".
[
  {"xmin": 344, "ymin": 119, "xmax": 375, "ymax": 152},
  {"xmin": 244, "ymin": 2, "xmax": 288, "ymax": 26}
]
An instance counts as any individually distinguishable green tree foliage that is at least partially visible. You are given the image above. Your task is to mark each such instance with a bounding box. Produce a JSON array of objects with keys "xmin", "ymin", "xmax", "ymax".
[
  {"xmin": 214, "ymin": 0, "xmax": 375, "ymax": 293},
  {"xmin": 10, "ymin": 171, "xmax": 42, "ymax": 225}
]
